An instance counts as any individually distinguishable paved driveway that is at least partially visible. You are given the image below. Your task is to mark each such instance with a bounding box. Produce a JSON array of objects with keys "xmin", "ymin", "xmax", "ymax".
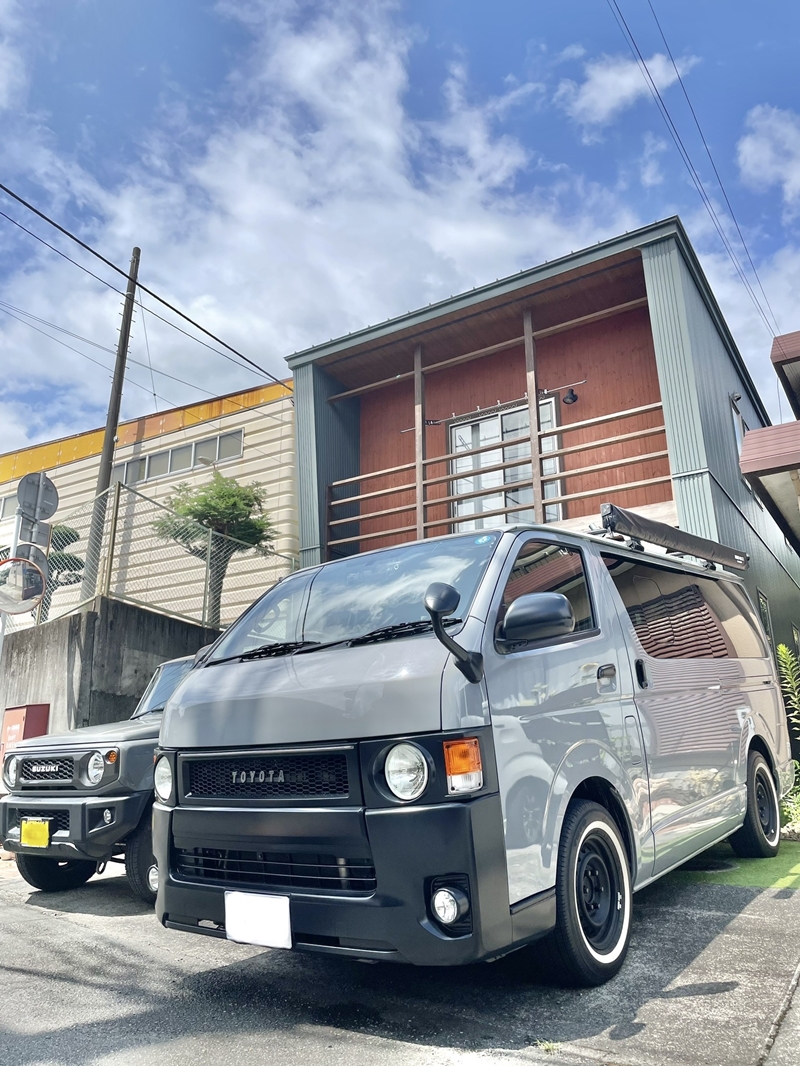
[{"xmin": 1, "ymin": 843, "xmax": 799, "ymax": 1066}]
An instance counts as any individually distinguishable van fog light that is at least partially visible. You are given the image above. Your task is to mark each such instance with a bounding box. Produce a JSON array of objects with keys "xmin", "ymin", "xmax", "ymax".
[
  {"xmin": 432, "ymin": 887, "xmax": 469, "ymax": 925},
  {"xmin": 383, "ymin": 743, "xmax": 428, "ymax": 801}
]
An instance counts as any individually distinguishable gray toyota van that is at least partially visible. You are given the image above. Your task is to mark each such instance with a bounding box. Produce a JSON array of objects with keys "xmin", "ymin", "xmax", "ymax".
[{"xmin": 152, "ymin": 507, "xmax": 793, "ymax": 986}]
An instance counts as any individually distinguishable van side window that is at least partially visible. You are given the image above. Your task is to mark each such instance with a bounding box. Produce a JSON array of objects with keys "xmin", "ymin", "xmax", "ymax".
[
  {"xmin": 503, "ymin": 541, "xmax": 594, "ymax": 631},
  {"xmin": 603, "ymin": 555, "xmax": 768, "ymax": 659}
]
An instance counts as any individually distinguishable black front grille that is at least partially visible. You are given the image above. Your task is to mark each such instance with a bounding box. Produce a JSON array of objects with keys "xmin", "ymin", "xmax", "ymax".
[
  {"xmin": 185, "ymin": 752, "xmax": 349, "ymax": 800},
  {"xmin": 20, "ymin": 757, "xmax": 73, "ymax": 783},
  {"xmin": 9, "ymin": 809, "xmax": 70, "ymax": 833},
  {"xmin": 174, "ymin": 847, "xmax": 376, "ymax": 894}
]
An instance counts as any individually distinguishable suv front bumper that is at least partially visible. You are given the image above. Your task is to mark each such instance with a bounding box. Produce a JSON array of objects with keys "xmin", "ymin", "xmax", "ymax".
[
  {"xmin": 1, "ymin": 791, "xmax": 150, "ymax": 861},
  {"xmin": 153, "ymin": 796, "xmax": 555, "ymax": 966}
]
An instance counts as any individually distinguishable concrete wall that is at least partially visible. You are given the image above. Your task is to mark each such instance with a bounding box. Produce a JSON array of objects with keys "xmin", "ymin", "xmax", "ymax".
[{"xmin": 0, "ymin": 598, "xmax": 218, "ymax": 735}]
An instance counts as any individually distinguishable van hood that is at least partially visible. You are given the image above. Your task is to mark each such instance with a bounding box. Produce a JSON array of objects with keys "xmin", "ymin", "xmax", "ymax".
[
  {"xmin": 160, "ymin": 637, "xmax": 451, "ymax": 748},
  {"xmin": 10, "ymin": 714, "xmax": 162, "ymax": 752}
]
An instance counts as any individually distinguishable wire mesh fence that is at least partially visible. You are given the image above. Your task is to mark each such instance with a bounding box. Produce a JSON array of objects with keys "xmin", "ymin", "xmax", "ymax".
[{"xmin": 2, "ymin": 483, "xmax": 296, "ymax": 634}]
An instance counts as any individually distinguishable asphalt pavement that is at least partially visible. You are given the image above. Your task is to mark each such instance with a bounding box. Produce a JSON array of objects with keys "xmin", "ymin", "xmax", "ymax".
[{"xmin": 1, "ymin": 842, "xmax": 799, "ymax": 1066}]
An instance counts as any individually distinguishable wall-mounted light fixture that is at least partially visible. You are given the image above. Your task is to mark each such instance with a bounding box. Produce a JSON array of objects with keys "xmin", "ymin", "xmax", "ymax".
[{"xmin": 538, "ymin": 379, "xmax": 585, "ymax": 405}]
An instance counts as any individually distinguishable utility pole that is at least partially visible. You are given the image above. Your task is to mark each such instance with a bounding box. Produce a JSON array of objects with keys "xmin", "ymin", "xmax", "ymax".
[{"xmin": 81, "ymin": 246, "xmax": 141, "ymax": 599}]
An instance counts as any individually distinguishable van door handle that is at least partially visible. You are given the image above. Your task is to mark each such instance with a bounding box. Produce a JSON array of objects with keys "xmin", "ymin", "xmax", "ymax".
[
  {"xmin": 708, "ymin": 684, "xmax": 721, "ymax": 691},
  {"xmin": 635, "ymin": 659, "xmax": 649, "ymax": 689},
  {"xmin": 597, "ymin": 664, "xmax": 616, "ymax": 681}
]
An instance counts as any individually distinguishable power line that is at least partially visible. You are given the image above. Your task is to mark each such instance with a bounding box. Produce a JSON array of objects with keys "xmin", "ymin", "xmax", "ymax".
[
  {"xmin": 604, "ymin": 1, "xmax": 779, "ymax": 348},
  {"xmin": 0, "ymin": 181, "xmax": 290, "ymax": 389},
  {"xmin": 645, "ymin": 0, "xmax": 784, "ymax": 341},
  {"xmin": 0, "ymin": 302, "xmax": 293, "ymax": 473},
  {"xmin": 0, "ymin": 208, "xmax": 279, "ymax": 385},
  {"xmin": 137, "ymin": 290, "xmax": 158, "ymax": 411}
]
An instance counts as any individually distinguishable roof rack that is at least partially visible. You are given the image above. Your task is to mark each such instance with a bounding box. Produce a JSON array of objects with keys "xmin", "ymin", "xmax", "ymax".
[{"xmin": 599, "ymin": 504, "xmax": 749, "ymax": 572}]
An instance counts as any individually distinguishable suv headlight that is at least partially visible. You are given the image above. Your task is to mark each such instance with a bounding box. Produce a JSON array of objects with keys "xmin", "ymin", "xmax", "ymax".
[
  {"xmin": 383, "ymin": 743, "xmax": 429, "ymax": 801},
  {"xmin": 86, "ymin": 751, "xmax": 105, "ymax": 786},
  {"xmin": 3, "ymin": 755, "xmax": 19, "ymax": 790},
  {"xmin": 154, "ymin": 756, "xmax": 174, "ymax": 802}
]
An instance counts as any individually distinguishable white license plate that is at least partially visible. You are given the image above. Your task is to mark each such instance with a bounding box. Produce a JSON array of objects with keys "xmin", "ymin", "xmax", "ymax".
[{"xmin": 224, "ymin": 891, "xmax": 292, "ymax": 949}]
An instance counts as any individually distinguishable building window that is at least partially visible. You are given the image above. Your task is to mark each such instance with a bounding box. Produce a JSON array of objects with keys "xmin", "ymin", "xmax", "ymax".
[
  {"xmin": 0, "ymin": 495, "xmax": 14, "ymax": 520},
  {"xmin": 218, "ymin": 430, "xmax": 243, "ymax": 462},
  {"xmin": 449, "ymin": 401, "xmax": 560, "ymax": 532},
  {"xmin": 757, "ymin": 589, "xmax": 775, "ymax": 654},
  {"xmin": 170, "ymin": 444, "xmax": 193, "ymax": 473},
  {"xmin": 125, "ymin": 458, "xmax": 146, "ymax": 485},
  {"xmin": 147, "ymin": 451, "xmax": 169, "ymax": 479}
]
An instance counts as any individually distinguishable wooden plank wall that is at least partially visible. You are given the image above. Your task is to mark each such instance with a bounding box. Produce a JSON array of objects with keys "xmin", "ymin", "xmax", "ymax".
[{"xmin": 343, "ymin": 305, "xmax": 671, "ymax": 551}]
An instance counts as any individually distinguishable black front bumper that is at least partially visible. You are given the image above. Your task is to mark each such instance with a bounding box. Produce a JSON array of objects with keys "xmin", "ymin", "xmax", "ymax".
[
  {"xmin": 1, "ymin": 791, "xmax": 150, "ymax": 861},
  {"xmin": 154, "ymin": 797, "xmax": 555, "ymax": 966}
]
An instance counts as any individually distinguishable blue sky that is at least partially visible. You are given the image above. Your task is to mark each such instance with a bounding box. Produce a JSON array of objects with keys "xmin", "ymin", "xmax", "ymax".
[{"xmin": 2, "ymin": 0, "xmax": 800, "ymax": 453}]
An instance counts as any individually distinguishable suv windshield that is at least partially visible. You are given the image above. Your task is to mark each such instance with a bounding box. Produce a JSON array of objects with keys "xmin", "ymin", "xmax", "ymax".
[
  {"xmin": 131, "ymin": 658, "xmax": 194, "ymax": 717},
  {"xmin": 208, "ymin": 533, "xmax": 501, "ymax": 662}
]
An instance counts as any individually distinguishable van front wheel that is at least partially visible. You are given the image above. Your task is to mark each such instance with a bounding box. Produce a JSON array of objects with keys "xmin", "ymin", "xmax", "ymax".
[
  {"xmin": 551, "ymin": 800, "xmax": 632, "ymax": 987},
  {"xmin": 729, "ymin": 752, "xmax": 781, "ymax": 859}
]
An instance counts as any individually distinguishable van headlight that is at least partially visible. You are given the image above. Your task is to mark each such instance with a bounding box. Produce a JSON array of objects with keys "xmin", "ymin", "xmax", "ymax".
[
  {"xmin": 383, "ymin": 743, "xmax": 429, "ymax": 801},
  {"xmin": 86, "ymin": 751, "xmax": 105, "ymax": 785},
  {"xmin": 3, "ymin": 755, "xmax": 19, "ymax": 790},
  {"xmin": 154, "ymin": 756, "xmax": 174, "ymax": 802}
]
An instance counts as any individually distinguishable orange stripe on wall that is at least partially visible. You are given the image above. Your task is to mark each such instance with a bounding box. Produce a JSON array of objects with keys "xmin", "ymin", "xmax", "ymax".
[{"xmin": 0, "ymin": 380, "xmax": 292, "ymax": 485}]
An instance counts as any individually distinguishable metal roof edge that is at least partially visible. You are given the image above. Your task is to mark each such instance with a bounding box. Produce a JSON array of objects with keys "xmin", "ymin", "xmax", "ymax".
[
  {"xmin": 643, "ymin": 219, "xmax": 772, "ymax": 428},
  {"xmin": 285, "ymin": 217, "xmax": 683, "ymax": 369}
]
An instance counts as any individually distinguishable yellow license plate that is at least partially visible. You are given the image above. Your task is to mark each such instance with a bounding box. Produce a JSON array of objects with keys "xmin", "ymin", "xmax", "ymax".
[{"xmin": 20, "ymin": 818, "xmax": 50, "ymax": 848}]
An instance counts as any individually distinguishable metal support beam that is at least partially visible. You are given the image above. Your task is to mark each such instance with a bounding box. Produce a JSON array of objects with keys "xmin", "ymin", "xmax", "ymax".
[
  {"xmin": 524, "ymin": 309, "xmax": 545, "ymax": 523},
  {"xmin": 414, "ymin": 345, "xmax": 426, "ymax": 539}
]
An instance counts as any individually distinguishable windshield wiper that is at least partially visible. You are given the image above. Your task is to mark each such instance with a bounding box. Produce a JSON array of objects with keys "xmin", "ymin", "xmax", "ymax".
[
  {"xmin": 132, "ymin": 707, "xmax": 164, "ymax": 718},
  {"xmin": 239, "ymin": 640, "xmax": 320, "ymax": 661},
  {"xmin": 206, "ymin": 641, "xmax": 320, "ymax": 665},
  {"xmin": 349, "ymin": 617, "xmax": 462, "ymax": 647}
]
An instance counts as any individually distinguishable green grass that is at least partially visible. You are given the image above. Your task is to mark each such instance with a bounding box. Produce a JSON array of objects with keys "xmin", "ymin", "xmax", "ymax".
[{"xmin": 671, "ymin": 840, "xmax": 800, "ymax": 890}]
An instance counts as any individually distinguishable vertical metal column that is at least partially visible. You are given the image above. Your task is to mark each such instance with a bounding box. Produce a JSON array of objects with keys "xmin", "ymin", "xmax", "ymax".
[
  {"xmin": 414, "ymin": 345, "xmax": 426, "ymax": 540},
  {"xmin": 101, "ymin": 481, "xmax": 122, "ymax": 597},
  {"xmin": 524, "ymin": 310, "xmax": 545, "ymax": 524},
  {"xmin": 201, "ymin": 528, "xmax": 213, "ymax": 626}
]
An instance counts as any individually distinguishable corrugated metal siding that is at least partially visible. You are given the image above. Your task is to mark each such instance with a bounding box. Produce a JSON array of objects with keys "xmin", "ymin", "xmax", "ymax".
[
  {"xmin": 295, "ymin": 364, "xmax": 360, "ymax": 567},
  {"xmin": 0, "ymin": 396, "xmax": 299, "ymax": 560},
  {"xmin": 640, "ymin": 239, "xmax": 706, "ymax": 475},
  {"xmin": 643, "ymin": 235, "xmax": 800, "ymax": 651}
]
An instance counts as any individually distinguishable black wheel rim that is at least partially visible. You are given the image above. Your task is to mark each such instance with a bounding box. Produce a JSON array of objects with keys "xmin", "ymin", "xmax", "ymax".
[
  {"xmin": 755, "ymin": 768, "xmax": 778, "ymax": 843},
  {"xmin": 575, "ymin": 831, "xmax": 625, "ymax": 955}
]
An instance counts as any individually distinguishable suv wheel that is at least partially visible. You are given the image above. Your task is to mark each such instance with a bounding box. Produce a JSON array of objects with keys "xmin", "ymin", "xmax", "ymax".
[
  {"xmin": 730, "ymin": 751, "xmax": 781, "ymax": 859},
  {"xmin": 125, "ymin": 819, "xmax": 158, "ymax": 905},
  {"xmin": 16, "ymin": 854, "xmax": 96, "ymax": 892},
  {"xmin": 550, "ymin": 799, "xmax": 632, "ymax": 987}
]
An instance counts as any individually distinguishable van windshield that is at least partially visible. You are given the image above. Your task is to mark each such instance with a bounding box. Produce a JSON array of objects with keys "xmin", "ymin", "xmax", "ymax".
[{"xmin": 208, "ymin": 533, "xmax": 501, "ymax": 662}]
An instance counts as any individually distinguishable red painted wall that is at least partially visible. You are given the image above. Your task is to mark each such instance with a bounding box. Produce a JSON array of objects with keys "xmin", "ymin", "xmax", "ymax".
[{"xmin": 333, "ymin": 306, "xmax": 670, "ymax": 553}]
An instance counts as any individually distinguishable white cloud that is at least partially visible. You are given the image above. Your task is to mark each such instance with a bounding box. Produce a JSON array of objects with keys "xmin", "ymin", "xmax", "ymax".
[
  {"xmin": 738, "ymin": 104, "xmax": 800, "ymax": 213},
  {"xmin": 555, "ymin": 51, "xmax": 698, "ymax": 133},
  {"xmin": 0, "ymin": 0, "xmax": 25, "ymax": 110},
  {"xmin": 0, "ymin": 1, "xmax": 647, "ymax": 455},
  {"xmin": 640, "ymin": 132, "xmax": 667, "ymax": 187}
]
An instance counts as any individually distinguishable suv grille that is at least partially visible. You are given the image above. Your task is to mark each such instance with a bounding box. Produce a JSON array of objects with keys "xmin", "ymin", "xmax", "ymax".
[
  {"xmin": 20, "ymin": 757, "xmax": 74, "ymax": 783},
  {"xmin": 9, "ymin": 808, "xmax": 70, "ymax": 833},
  {"xmin": 185, "ymin": 753, "xmax": 349, "ymax": 800},
  {"xmin": 174, "ymin": 847, "xmax": 376, "ymax": 894}
]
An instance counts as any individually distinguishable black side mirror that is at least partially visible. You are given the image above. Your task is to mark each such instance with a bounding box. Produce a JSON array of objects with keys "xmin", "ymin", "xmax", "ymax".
[
  {"xmin": 424, "ymin": 582, "xmax": 484, "ymax": 684},
  {"xmin": 498, "ymin": 592, "xmax": 575, "ymax": 645}
]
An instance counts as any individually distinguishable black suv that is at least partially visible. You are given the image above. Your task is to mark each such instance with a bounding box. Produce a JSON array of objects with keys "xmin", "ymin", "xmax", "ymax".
[{"xmin": 1, "ymin": 655, "xmax": 193, "ymax": 903}]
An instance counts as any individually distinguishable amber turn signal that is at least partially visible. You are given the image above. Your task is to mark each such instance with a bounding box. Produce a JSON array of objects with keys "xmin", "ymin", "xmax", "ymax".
[
  {"xmin": 105, "ymin": 750, "xmax": 118, "ymax": 763},
  {"xmin": 443, "ymin": 737, "xmax": 483, "ymax": 794}
]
